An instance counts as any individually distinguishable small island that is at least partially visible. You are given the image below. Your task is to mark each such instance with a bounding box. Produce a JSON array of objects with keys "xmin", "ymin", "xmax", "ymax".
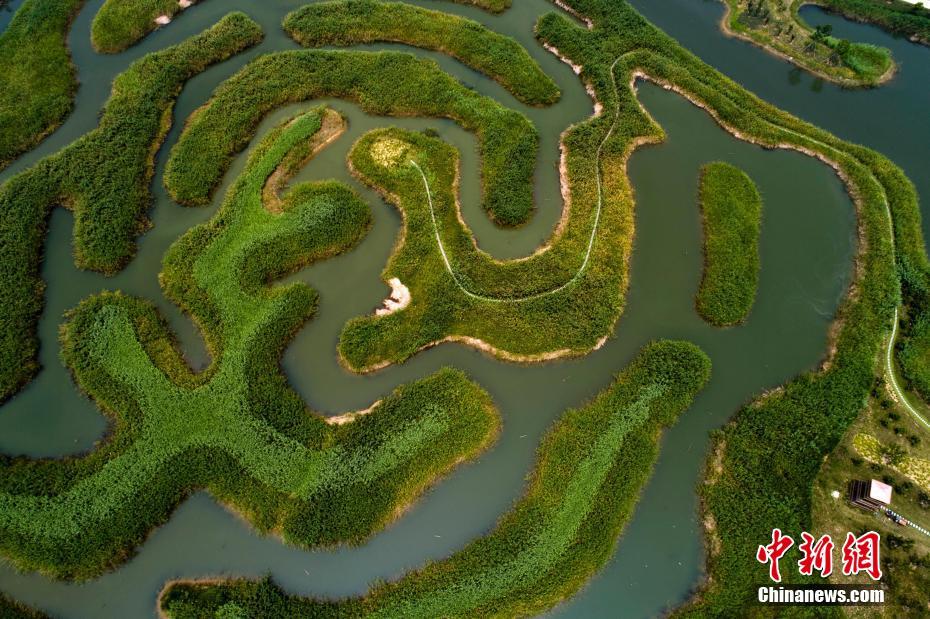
[{"xmin": 695, "ymin": 161, "xmax": 762, "ymax": 327}]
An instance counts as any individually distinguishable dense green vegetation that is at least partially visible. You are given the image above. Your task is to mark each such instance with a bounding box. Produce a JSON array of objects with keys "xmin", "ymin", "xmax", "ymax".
[
  {"xmin": 695, "ymin": 162, "xmax": 762, "ymax": 326},
  {"xmin": 160, "ymin": 340, "xmax": 710, "ymax": 618},
  {"xmin": 898, "ymin": 314, "xmax": 930, "ymax": 402},
  {"xmin": 164, "ymin": 12, "xmax": 652, "ymax": 371},
  {"xmin": 283, "ymin": 0, "xmax": 559, "ymax": 106},
  {"xmin": 91, "ymin": 0, "xmax": 190, "ymax": 53},
  {"xmin": 0, "ymin": 108, "xmax": 499, "ymax": 579},
  {"xmin": 0, "ymin": 594, "xmax": 46, "ymax": 619},
  {"xmin": 0, "ymin": 0, "xmax": 84, "ymax": 169},
  {"xmin": 721, "ymin": 0, "xmax": 894, "ymax": 86},
  {"xmin": 0, "ymin": 13, "xmax": 262, "ymax": 405},
  {"xmin": 91, "ymin": 0, "xmax": 516, "ymax": 53},
  {"xmin": 524, "ymin": 0, "xmax": 927, "ymax": 614},
  {"xmin": 457, "ymin": 0, "xmax": 512, "ymax": 12},
  {"xmin": 164, "ymin": 50, "xmax": 539, "ymax": 226},
  {"xmin": 0, "ymin": 0, "xmax": 927, "ymax": 615},
  {"xmin": 807, "ymin": 0, "xmax": 930, "ymax": 47},
  {"xmin": 338, "ymin": 120, "xmax": 636, "ymax": 370}
]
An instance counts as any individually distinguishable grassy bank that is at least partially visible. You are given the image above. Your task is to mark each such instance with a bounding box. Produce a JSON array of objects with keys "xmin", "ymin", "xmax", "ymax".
[
  {"xmin": 0, "ymin": 109, "xmax": 499, "ymax": 579},
  {"xmin": 91, "ymin": 0, "xmax": 516, "ymax": 54},
  {"xmin": 457, "ymin": 0, "xmax": 511, "ymax": 12},
  {"xmin": 719, "ymin": 0, "xmax": 894, "ymax": 86},
  {"xmin": 337, "ymin": 119, "xmax": 637, "ymax": 370},
  {"xmin": 0, "ymin": 0, "xmax": 84, "ymax": 170},
  {"xmin": 0, "ymin": 594, "xmax": 47, "ymax": 619},
  {"xmin": 164, "ymin": 50, "xmax": 539, "ymax": 226},
  {"xmin": 283, "ymin": 0, "xmax": 559, "ymax": 106},
  {"xmin": 695, "ymin": 162, "xmax": 762, "ymax": 326},
  {"xmin": 160, "ymin": 340, "xmax": 710, "ymax": 618},
  {"xmin": 0, "ymin": 13, "xmax": 261, "ymax": 404},
  {"xmin": 527, "ymin": 0, "xmax": 925, "ymax": 614},
  {"xmin": 91, "ymin": 0, "xmax": 194, "ymax": 53}
]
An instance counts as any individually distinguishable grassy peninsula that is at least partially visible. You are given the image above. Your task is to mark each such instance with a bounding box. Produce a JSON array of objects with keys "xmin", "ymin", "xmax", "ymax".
[
  {"xmin": 160, "ymin": 340, "xmax": 711, "ymax": 618},
  {"xmin": 283, "ymin": 0, "xmax": 559, "ymax": 106},
  {"xmin": 809, "ymin": 0, "xmax": 930, "ymax": 46},
  {"xmin": 719, "ymin": 0, "xmax": 899, "ymax": 85},
  {"xmin": 0, "ymin": 108, "xmax": 499, "ymax": 579},
  {"xmin": 0, "ymin": 0, "xmax": 85, "ymax": 169},
  {"xmin": 0, "ymin": 13, "xmax": 262, "ymax": 404},
  {"xmin": 92, "ymin": 0, "xmax": 195, "ymax": 53},
  {"xmin": 695, "ymin": 162, "xmax": 762, "ymax": 327},
  {"xmin": 164, "ymin": 50, "xmax": 539, "ymax": 226}
]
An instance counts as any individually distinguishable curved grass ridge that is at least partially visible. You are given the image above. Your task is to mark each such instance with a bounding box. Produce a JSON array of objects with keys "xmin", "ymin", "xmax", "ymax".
[
  {"xmin": 92, "ymin": 0, "xmax": 198, "ymax": 53},
  {"xmin": 0, "ymin": 13, "xmax": 262, "ymax": 405},
  {"xmin": 0, "ymin": 108, "xmax": 499, "ymax": 579},
  {"xmin": 695, "ymin": 161, "xmax": 762, "ymax": 327},
  {"xmin": 0, "ymin": 0, "xmax": 85, "ymax": 170},
  {"xmin": 91, "ymin": 0, "xmax": 516, "ymax": 54},
  {"xmin": 0, "ymin": 593, "xmax": 47, "ymax": 619},
  {"xmin": 283, "ymin": 0, "xmax": 559, "ymax": 106},
  {"xmin": 518, "ymin": 0, "xmax": 929, "ymax": 614},
  {"xmin": 338, "ymin": 115, "xmax": 637, "ymax": 370},
  {"xmin": 159, "ymin": 340, "xmax": 711, "ymax": 619},
  {"xmin": 164, "ymin": 49, "xmax": 539, "ymax": 226}
]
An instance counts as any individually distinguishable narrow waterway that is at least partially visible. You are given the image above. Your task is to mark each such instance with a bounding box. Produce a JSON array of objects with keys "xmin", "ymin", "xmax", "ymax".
[{"xmin": 1, "ymin": 0, "xmax": 921, "ymax": 616}]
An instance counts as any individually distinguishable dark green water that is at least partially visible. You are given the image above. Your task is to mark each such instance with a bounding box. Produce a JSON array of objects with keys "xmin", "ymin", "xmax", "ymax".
[{"xmin": 2, "ymin": 0, "xmax": 925, "ymax": 616}]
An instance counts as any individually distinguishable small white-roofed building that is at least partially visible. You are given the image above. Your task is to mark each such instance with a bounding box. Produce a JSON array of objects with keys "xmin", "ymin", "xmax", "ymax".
[{"xmin": 848, "ymin": 479, "xmax": 893, "ymax": 511}]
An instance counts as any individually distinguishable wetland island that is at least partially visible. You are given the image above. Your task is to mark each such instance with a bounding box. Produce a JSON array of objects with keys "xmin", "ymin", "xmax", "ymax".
[{"xmin": 0, "ymin": 0, "xmax": 929, "ymax": 616}]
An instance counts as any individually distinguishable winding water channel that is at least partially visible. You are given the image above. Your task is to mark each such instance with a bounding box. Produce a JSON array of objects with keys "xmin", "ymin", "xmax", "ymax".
[{"xmin": 0, "ymin": 0, "xmax": 926, "ymax": 616}]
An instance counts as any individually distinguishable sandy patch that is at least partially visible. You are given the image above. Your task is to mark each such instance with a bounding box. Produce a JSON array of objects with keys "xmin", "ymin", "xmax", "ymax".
[
  {"xmin": 543, "ymin": 43, "xmax": 601, "ymax": 116},
  {"xmin": 325, "ymin": 399, "xmax": 381, "ymax": 425},
  {"xmin": 553, "ymin": 0, "xmax": 593, "ymax": 29},
  {"xmin": 371, "ymin": 137, "xmax": 410, "ymax": 168},
  {"xmin": 376, "ymin": 278, "xmax": 411, "ymax": 316},
  {"xmin": 263, "ymin": 109, "xmax": 346, "ymax": 213}
]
